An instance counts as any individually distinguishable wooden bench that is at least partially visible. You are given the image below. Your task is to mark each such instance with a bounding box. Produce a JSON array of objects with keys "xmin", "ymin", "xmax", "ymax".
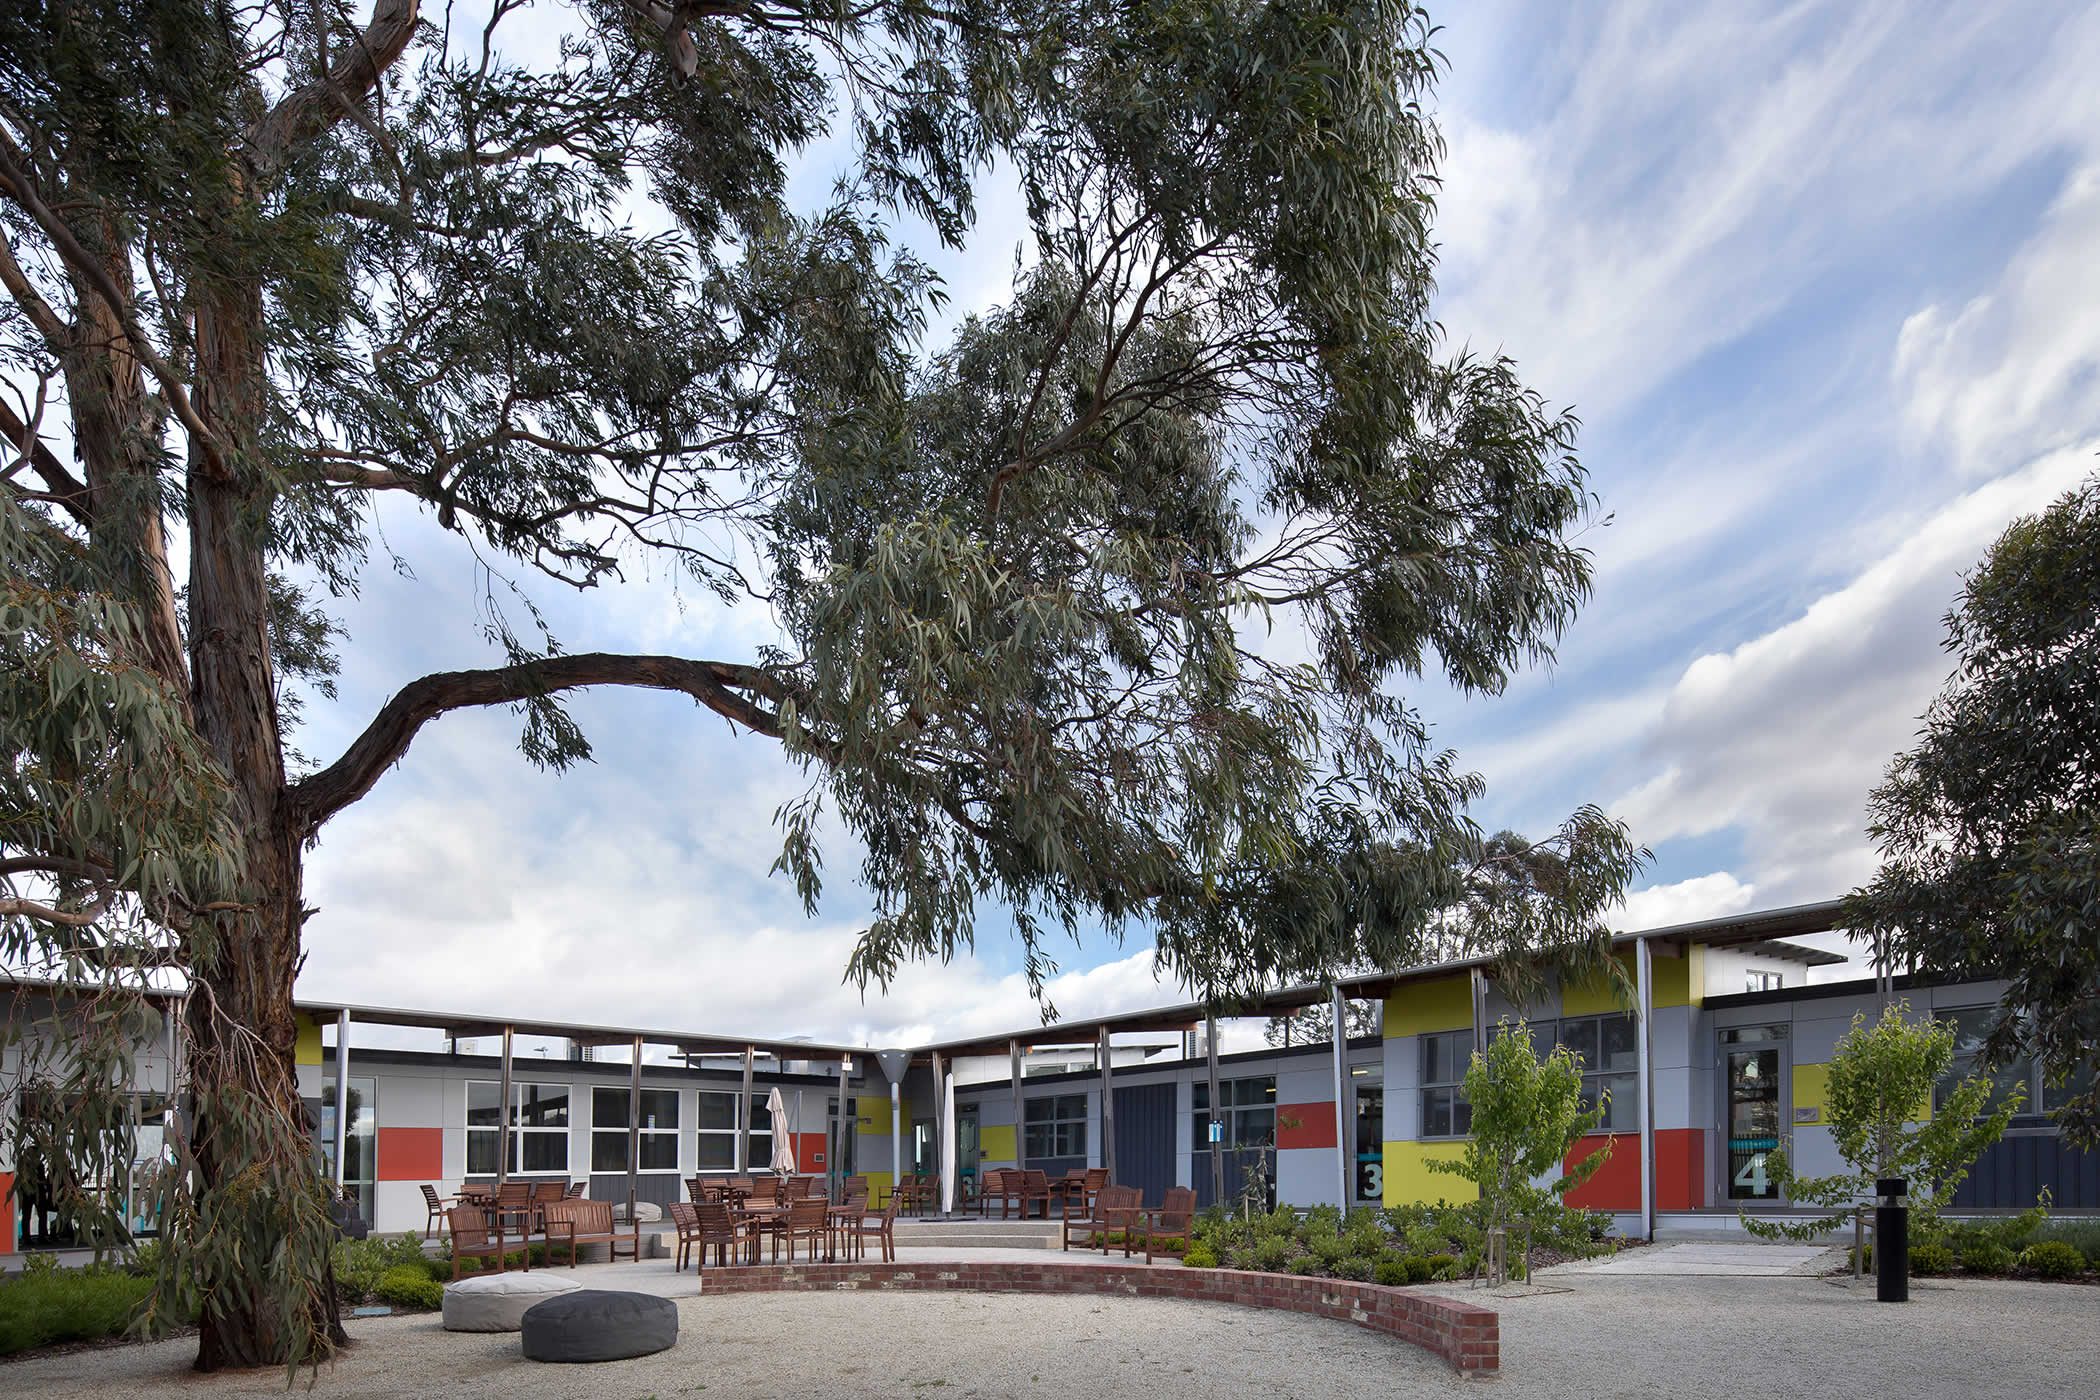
[{"xmin": 541, "ymin": 1198, "xmax": 641, "ymax": 1267}]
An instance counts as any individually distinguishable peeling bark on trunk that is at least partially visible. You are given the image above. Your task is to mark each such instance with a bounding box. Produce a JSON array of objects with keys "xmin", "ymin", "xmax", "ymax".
[{"xmin": 183, "ymin": 279, "xmax": 348, "ymax": 1369}]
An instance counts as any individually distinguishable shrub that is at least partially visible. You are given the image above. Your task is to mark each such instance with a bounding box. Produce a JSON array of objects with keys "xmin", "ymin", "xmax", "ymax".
[
  {"xmin": 1181, "ymin": 1244, "xmax": 1220, "ymax": 1269},
  {"xmin": 2021, "ymin": 1241, "xmax": 2087, "ymax": 1279},
  {"xmin": 1332, "ymin": 1256, "xmax": 1374, "ymax": 1282},
  {"xmin": 1403, "ymin": 1255, "xmax": 1435, "ymax": 1284},
  {"xmin": 1285, "ymin": 1255, "xmax": 1321, "ymax": 1276},
  {"xmin": 1958, "ymin": 1239, "xmax": 2014, "ymax": 1275},
  {"xmin": 1253, "ymin": 1237, "xmax": 1294, "ymax": 1272},
  {"xmin": 1431, "ymin": 1258, "xmax": 1462, "ymax": 1282},
  {"xmin": 0, "ymin": 1263, "xmax": 155, "ymax": 1356},
  {"xmin": 1910, "ymin": 1240, "xmax": 1954, "ymax": 1276},
  {"xmin": 1373, "ymin": 1259, "xmax": 1407, "ymax": 1287},
  {"xmin": 2032, "ymin": 1218, "xmax": 2100, "ymax": 1262},
  {"xmin": 374, "ymin": 1266, "xmax": 444, "ymax": 1310},
  {"xmin": 336, "ymin": 1233, "xmax": 434, "ymax": 1303}
]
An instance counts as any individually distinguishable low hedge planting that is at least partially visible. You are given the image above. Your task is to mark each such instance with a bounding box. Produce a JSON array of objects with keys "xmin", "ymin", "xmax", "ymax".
[
  {"xmin": 0, "ymin": 1258, "xmax": 156, "ymax": 1357},
  {"xmin": 373, "ymin": 1266, "xmax": 444, "ymax": 1310},
  {"xmin": 2021, "ymin": 1241, "xmax": 2087, "ymax": 1279}
]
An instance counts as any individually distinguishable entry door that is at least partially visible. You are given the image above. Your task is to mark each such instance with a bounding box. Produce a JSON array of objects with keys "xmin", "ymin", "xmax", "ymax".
[
  {"xmin": 957, "ymin": 1107, "xmax": 980, "ymax": 1189},
  {"xmin": 1354, "ymin": 1086, "xmax": 1384, "ymax": 1203},
  {"xmin": 1722, "ymin": 1028, "xmax": 1789, "ymax": 1203}
]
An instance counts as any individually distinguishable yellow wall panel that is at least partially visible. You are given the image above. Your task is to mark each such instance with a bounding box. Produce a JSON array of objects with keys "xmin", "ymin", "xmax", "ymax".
[
  {"xmin": 1792, "ymin": 1063, "xmax": 1830, "ymax": 1125},
  {"xmin": 861, "ymin": 1170, "xmax": 896, "ymax": 1206},
  {"xmin": 979, "ymin": 1124, "xmax": 1017, "ymax": 1163},
  {"xmin": 1382, "ymin": 1141, "xmax": 1475, "ymax": 1206},
  {"xmin": 1383, "ymin": 975, "xmax": 1473, "ymax": 1039},
  {"xmin": 858, "ymin": 1094, "xmax": 892, "ymax": 1135},
  {"xmin": 1561, "ymin": 946, "xmax": 1699, "ymax": 1017},
  {"xmin": 295, "ymin": 1015, "xmax": 324, "ymax": 1067}
]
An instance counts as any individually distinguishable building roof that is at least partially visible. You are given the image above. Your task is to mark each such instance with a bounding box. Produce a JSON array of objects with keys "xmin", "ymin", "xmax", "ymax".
[{"xmin": 3, "ymin": 898, "xmax": 1858, "ymax": 1073}]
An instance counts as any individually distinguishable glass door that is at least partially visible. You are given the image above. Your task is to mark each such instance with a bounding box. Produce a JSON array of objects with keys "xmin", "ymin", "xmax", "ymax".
[
  {"xmin": 957, "ymin": 1107, "xmax": 980, "ymax": 1193},
  {"xmin": 1353, "ymin": 1086, "xmax": 1384, "ymax": 1203},
  {"xmin": 1721, "ymin": 1027, "xmax": 1788, "ymax": 1202}
]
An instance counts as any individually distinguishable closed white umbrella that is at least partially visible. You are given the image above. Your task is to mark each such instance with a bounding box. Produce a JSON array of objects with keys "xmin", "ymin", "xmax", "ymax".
[
  {"xmin": 767, "ymin": 1086, "xmax": 796, "ymax": 1174},
  {"xmin": 940, "ymin": 1066, "xmax": 957, "ymax": 1216}
]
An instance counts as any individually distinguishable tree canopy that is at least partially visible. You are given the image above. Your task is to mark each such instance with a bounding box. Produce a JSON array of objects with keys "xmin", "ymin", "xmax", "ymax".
[
  {"xmin": 1848, "ymin": 475, "xmax": 2100, "ymax": 1149},
  {"xmin": 2, "ymin": 0, "xmax": 1639, "ymax": 1365}
]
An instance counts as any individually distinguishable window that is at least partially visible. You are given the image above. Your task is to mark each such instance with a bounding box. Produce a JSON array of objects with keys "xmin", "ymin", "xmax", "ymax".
[
  {"xmin": 746, "ymin": 1093, "xmax": 774, "ymax": 1169},
  {"xmin": 695, "ymin": 1091, "xmax": 738, "ymax": 1171},
  {"xmin": 1024, "ymin": 1094, "xmax": 1088, "ymax": 1159},
  {"xmin": 1418, "ymin": 1031, "xmax": 1473, "ymax": 1138},
  {"xmin": 591, "ymin": 1087, "xmax": 680, "ymax": 1173},
  {"xmin": 1193, "ymin": 1076, "xmax": 1277, "ymax": 1149},
  {"xmin": 1560, "ymin": 1014, "xmax": 1640, "ymax": 1133},
  {"xmin": 466, "ymin": 1081, "xmax": 570, "ymax": 1174},
  {"xmin": 1747, "ymin": 971, "xmax": 1783, "ymax": 993},
  {"xmin": 1936, "ymin": 1008, "xmax": 2037, "ymax": 1117}
]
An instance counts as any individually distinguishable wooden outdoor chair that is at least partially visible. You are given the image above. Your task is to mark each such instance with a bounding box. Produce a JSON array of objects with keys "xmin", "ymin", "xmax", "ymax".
[
  {"xmin": 848, "ymin": 1191, "xmax": 903, "ymax": 1263},
  {"xmin": 1071, "ymin": 1167, "xmax": 1110, "ymax": 1218},
  {"xmin": 420, "ymin": 1184, "xmax": 450, "ymax": 1239},
  {"xmin": 841, "ymin": 1174, "xmax": 868, "ymax": 1203},
  {"xmin": 493, "ymin": 1181, "xmax": 536, "ymax": 1238},
  {"xmin": 1060, "ymin": 1184, "xmax": 1143, "ymax": 1254},
  {"xmin": 788, "ymin": 1175, "xmax": 822, "ymax": 1200},
  {"xmin": 542, "ymin": 1197, "xmax": 638, "ymax": 1267},
  {"xmin": 773, "ymin": 1197, "xmax": 831, "ymax": 1262},
  {"xmin": 531, "ymin": 1180, "xmax": 565, "ymax": 1228},
  {"xmin": 562, "ymin": 1181, "xmax": 587, "ymax": 1198},
  {"xmin": 1017, "ymin": 1169, "xmax": 1055, "ymax": 1220},
  {"xmin": 1138, "ymin": 1186, "xmax": 1198, "ymax": 1263},
  {"xmin": 694, "ymin": 1200, "xmax": 754, "ymax": 1268},
  {"xmin": 976, "ymin": 1168, "xmax": 1011, "ymax": 1218},
  {"xmin": 448, "ymin": 1204, "xmax": 522, "ymax": 1279},
  {"xmin": 685, "ymin": 1176, "xmax": 709, "ymax": 1205}
]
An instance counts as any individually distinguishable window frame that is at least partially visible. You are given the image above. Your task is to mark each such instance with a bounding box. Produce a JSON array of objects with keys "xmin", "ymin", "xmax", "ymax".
[
  {"xmin": 1193, "ymin": 1075, "xmax": 1278, "ymax": 1149},
  {"xmin": 466, "ymin": 1080, "xmax": 572, "ymax": 1176},
  {"xmin": 1417, "ymin": 1030, "xmax": 1474, "ymax": 1140},
  {"xmin": 590, "ymin": 1085, "xmax": 681, "ymax": 1174},
  {"xmin": 1023, "ymin": 1093, "xmax": 1088, "ymax": 1160}
]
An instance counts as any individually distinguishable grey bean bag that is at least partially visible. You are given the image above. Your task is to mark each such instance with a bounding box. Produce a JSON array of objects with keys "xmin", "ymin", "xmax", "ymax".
[
  {"xmin": 520, "ymin": 1289, "xmax": 678, "ymax": 1363},
  {"xmin": 442, "ymin": 1271, "xmax": 580, "ymax": 1332}
]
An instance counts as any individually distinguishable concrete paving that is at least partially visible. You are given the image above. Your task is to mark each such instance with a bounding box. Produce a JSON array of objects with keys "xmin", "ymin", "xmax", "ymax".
[{"xmin": 1552, "ymin": 1240, "xmax": 1838, "ymax": 1277}]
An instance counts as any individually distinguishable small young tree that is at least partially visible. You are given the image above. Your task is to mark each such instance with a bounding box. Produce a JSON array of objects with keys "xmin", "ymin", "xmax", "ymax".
[
  {"xmin": 1428, "ymin": 1019, "xmax": 1609, "ymax": 1285},
  {"xmin": 1743, "ymin": 1004, "xmax": 2021, "ymax": 1241}
]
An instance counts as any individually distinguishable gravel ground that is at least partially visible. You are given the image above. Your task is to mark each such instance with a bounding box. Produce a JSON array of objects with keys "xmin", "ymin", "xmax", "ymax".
[{"xmin": 4, "ymin": 1271, "xmax": 2093, "ymax": 1398}]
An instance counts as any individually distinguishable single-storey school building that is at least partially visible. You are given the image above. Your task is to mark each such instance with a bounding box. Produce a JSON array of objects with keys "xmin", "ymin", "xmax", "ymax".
[{"xmin": 1, "ymin": 900, "xmax": 2091, "ymax": 1248}]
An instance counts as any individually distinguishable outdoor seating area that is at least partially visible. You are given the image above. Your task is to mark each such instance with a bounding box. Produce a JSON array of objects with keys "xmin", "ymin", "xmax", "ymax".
[{"xmin": 666, "ymin": 1176, "xmax": 894, "ymax": 1269}]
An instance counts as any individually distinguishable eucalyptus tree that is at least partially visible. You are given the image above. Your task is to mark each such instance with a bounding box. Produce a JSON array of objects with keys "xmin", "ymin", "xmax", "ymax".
[
  {"xmin": 1848, "ymin": 475, "xmax": 2100, "ymax": 1149},
  {"xmin": 1, "ymin": 0, "xmax": 1640, "ymax": 1367}
]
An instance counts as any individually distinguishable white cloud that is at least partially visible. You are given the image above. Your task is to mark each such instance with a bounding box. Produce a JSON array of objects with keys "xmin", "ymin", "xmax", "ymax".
[
  {"xmin": 1610, "ymin": 441, "xmax": 2099, "ymax": 904},
  {"xmin": 1614, "ymin": 871, "xmax": 1757, "ymax": 932},
  {"xmin": 1894, "ymin": 165, "xmax": 2100, "ymax": 475}
]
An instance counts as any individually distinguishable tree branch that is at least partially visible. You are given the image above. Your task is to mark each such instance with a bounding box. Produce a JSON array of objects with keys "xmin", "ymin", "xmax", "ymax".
[
  {"xmin": 0, "ymin": 893, "xmax": 113, "ymax": 928},
  {"xmin": 0, "ymin": 396, "xmax": 92, "ymax": 528},
  {"xmin": 249, "ymin": 0, "xmax": 423, "ymax": 175},
  {"xmin": 288, "ymin": 653, "xmax": 796, "ymax": 830}
]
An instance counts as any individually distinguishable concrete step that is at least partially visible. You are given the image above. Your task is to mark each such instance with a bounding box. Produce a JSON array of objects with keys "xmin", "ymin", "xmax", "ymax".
[{"xmin": 892, "ymin": 1220, "xmax": 1058, "ymax": 1249}]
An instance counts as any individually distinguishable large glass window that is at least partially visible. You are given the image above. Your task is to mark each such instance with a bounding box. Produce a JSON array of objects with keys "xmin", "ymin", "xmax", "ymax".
[
  {"xmin": 319, "ymin": 1077, "xmax": 377, "ymax": 1224},
  {"xmin": 1024, "ymin": 1094, "xmax": 1088, "ymax": 1159},
  {"xmin": 1419, "ymin": 1030, "xmax": 1473, "ymax": 1138},
  {"xmin": 695, "ymin": 1091, "xmax": 738, "ymax": 1171},
  {"xmin": 1936, "ymin": 1007, "xmax": 2038, "ymax": 1117},
  {"xmin": 1561, "ymin": 1014, "xmax": 1640, "ymax": 1132},
  {"xmin": 747, "ymin": 1093, "xmax": 775, "ymax": 1169},
  {"xmin": 466, "ymin": 1081, "xmax": 571, "ymax": 1174},
  {"xmin": 1193, "ymin": 1076, "xmax": 1277, "ymax": 1148},
  {"xmin": 591, "ymin": 1087, "xmax": 679, "ymax": 1172}
]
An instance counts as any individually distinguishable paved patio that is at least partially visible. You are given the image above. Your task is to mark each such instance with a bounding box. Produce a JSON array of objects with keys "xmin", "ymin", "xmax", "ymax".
[{"xmin": 1551, "ymin": 1240, "xmax": 1839, "ymax": 1277}]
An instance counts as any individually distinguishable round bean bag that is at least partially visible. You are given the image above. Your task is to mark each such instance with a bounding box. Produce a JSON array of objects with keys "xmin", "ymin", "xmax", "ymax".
[
  {"xmin": 441, "ymin": 1271, "xmax": 581, "ymax": 1333},
  {"xmin": 520, "ymin": 1289, "xmax": 678, "ymax": 1363}
]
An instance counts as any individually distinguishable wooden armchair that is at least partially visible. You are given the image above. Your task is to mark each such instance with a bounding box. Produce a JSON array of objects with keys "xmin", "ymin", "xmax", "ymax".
[
  {"xmin": 1138, "ymin": 1186, "xmax": 1198, "ymax": 1262},
  {"xmin": 447, "ymin": 1204, "xmax": 523, "ymax": 1280},
  {"xmin": 1070, "ymin": 1167, "xmax": 1110, "ymax": 1218},
  {"xmin": 694, "ymin": 1200, "xmax": 754, "ymax": 1267},
  {"xmin": 976, "ymin": 1168, "xmax": 1012, "ymax": 1218},
  {"xmin": 542, "ymin": 1197, "xmax": 638, "ymax": 1267},
  {"xmin": 1060, "ymin": 1184, "xmax": 1143, "ymax": 1254}
]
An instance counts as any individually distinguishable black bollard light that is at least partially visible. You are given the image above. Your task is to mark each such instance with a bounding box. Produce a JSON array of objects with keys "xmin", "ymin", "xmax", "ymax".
[{"xmin": 1875, "ymin": 1177, "xmax": 1908, "ymax": 1302}]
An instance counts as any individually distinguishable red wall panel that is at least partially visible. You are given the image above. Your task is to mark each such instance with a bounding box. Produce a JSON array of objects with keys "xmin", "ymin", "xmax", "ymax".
[
  {"xmin": 0, "ymin": 1172, "xmax": 13, "ymax": 1254},
  {"xmin": 1275, "ymin": 1101, "xmax": 1337, "ymax": 1151},
  {"xmin": 1561, "ymin": 1130, "xmax": 1705, "ymax": 1213},
  {"xmin": 376, "ymin": 1126, "xmax": 443, "ymax": 1182}
]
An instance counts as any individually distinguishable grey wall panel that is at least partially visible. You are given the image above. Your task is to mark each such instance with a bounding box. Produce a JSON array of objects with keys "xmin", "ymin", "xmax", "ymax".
[
  {"xmin": 1113, "ymin": 1082, "xmax": 1177, "ymax": 1206},
  {"xmin": 587, "ymin": 1173, "xmax": 682, "ymax": 1207}
]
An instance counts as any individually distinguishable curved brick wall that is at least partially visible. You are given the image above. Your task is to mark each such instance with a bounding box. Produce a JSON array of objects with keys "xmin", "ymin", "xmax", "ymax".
[{"xmin": 692, "ymin": 1259, "xmax": 1499, "ymax": 1375}]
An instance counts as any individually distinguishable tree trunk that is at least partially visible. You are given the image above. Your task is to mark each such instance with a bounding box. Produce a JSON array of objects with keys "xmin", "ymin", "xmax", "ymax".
[{"xmin": 182, "ymin": 278, "xmax": 346, "ymax": 1369}]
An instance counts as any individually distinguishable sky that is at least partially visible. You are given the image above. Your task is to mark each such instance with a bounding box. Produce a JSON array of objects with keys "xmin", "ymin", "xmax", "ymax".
[{"xmin": 283, "ymin": 0, "xmax": 2100, "ymax": 1054}]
